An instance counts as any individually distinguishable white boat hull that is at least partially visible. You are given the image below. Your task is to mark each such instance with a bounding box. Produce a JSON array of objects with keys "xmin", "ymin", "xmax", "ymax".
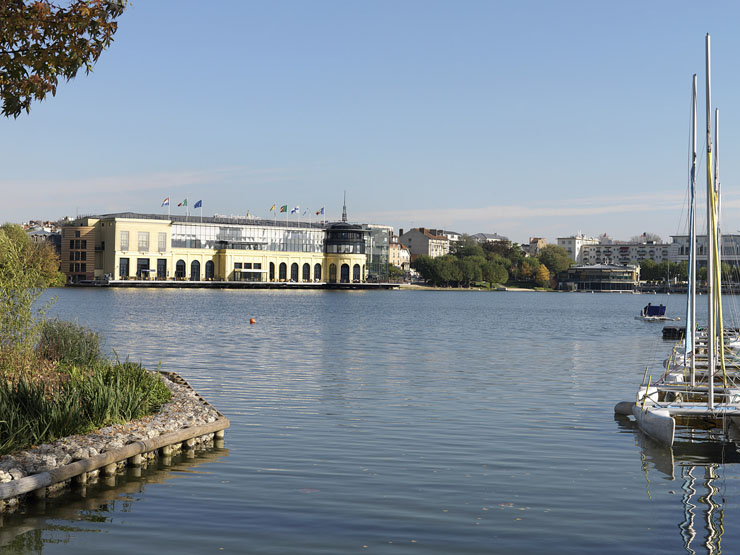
[{"xmin": 632, "ymin": 405, "xmax": 675, "ymax": 446}]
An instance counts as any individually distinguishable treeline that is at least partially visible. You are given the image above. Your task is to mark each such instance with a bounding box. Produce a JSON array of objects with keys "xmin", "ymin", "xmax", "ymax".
[
  {"xmin": 410, "ymin": 237, "xmax": 574, "ymax": 288},
  {"xmin": 641, "ymin": 258, "xmax": 740, "ymax": 283}
]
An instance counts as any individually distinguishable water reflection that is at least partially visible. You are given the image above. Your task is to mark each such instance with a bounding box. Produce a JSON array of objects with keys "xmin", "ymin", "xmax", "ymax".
[
  {"xmin": 632, "ymin": 426, "xmax": 739, "ymax": 555},
  {"xmin": 0, "ymin": 446, "xmax": 228, "ymax": 553}
]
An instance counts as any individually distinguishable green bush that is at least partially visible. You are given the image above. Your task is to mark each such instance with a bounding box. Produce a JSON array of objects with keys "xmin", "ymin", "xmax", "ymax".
[
  {"xmin": 0, "ymin": 360, "xmax": 171, "ymax": 456},
  {"xmin": 38, "ymin": 319, "xmax": 102, "ymax": 367}
]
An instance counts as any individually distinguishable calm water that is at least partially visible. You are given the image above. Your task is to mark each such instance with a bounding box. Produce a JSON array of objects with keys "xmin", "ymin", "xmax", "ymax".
[{"xmin": 2, "ymin": 289, "xmax": 739, "ymax": 554}]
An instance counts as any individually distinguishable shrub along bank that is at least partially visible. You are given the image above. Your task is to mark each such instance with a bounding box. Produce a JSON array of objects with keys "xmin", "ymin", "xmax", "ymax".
[{"xmin": 0, "ymin": 320, "xmax": 171, "ymax": 456}]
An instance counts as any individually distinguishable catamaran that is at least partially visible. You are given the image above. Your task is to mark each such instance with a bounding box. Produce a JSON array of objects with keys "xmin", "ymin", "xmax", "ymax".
[{"xmin": 616, "ymin": 35, "xmax": 740, "ymax": 446}]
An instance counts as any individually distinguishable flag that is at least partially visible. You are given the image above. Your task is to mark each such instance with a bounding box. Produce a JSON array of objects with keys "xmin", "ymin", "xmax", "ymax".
[
  {"xmin": 303, "ymin": 208, "xmax": 308, "ymax": 215},
  {"xmin": 270, "ymin": 203, "xmax": 276, "ymax": 212},
  {"xmin": 280, "ymin": 205, "xmax": 288, "ymax": 213},
  {"xmin": 161, "ymin": 197, "xmax": 170, "ymax": 207},
  {"xmin": 316, "ymin": 207, "xmax": 324, "ymax": 215},
  {"xmin": 290, "ymin": 206, "xmax": 299, "ymax": 214},
  {"xmin": 193, "ymin": 200, "xmax": 203, "ymax": 209},
  {"xmin": 178, "ymin": 199, "xmax": 188, "ymax": 207}
]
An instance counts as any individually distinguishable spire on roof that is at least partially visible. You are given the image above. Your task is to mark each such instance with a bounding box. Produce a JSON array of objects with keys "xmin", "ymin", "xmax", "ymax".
[{"xmin": 342, "ymin": 190, "xmax": 347, "ymax": 223}]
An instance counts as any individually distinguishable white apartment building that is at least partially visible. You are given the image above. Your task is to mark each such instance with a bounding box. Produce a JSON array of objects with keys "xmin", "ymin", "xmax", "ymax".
[{"xmin": 556, "ymin": 234, "xmax": 599, "ymax": 263}]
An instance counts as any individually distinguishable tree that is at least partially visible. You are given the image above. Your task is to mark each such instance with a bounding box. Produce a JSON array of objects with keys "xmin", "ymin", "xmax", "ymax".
[
  {"xmin": 639, "ymin": 258, "xmax": 657, "ymax": 281},
  {"xmin": 411, "ymin": 255, "xmax": 434, "ymax": 282},
  {"xmin": 535, "ymin": 264, "xmax": 550, "ymax": 288},
  {"xmin": 451, "ymin": 235, "xmax": 485, "ymax": 258},
  {"xmin": 0, "ymin": 223, "xmax": 63, "ymax": 357},
  {"xmin": 482, "ymin": 260, "xmax": 508, "ymax": 287},
  {"xmin": 630, "ymin": 232, "xmax": 663, "ymax": 243},
  {"xmin": 537, "ymin": 244, "xmax": 573, "ymax": 274},
  {"xmin": 388, "ymin": 264, "xmax": 404, "ymax": 280},
  {"xmin": 1, "ymin": 0, "xmax": 126, "ymax": 118},
  {"xmin": 456, "ymin": 257, "xmax": 482, "ymax": 287}
]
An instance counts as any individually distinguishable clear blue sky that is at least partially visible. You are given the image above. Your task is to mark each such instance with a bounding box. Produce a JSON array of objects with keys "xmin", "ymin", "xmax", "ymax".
[{"xmin": 4, "ymin": 0, "xmax": 740, "ymax": 244}]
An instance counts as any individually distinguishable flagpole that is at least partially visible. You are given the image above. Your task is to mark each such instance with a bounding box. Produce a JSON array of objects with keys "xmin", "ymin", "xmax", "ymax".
[{"xmin": 168, "ymin": 196, "xmax": 171, "ymax": 218}]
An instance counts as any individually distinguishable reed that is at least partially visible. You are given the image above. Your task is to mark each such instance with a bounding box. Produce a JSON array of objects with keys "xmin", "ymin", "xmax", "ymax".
[{"xmin": 0, "ymin": 322, "xmax": 171, "ymax": 456}]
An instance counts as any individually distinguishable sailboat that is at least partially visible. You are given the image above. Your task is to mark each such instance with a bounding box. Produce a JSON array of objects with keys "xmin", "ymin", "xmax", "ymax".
[{"xmin": 616, "ymin": 35, "xmax": 740, "ymax": 446}]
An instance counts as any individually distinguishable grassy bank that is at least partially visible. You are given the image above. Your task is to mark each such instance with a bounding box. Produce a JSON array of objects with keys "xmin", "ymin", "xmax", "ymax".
[{"xmin": 0, "ymin": 320, "xmax": 171, "ymax": 456}]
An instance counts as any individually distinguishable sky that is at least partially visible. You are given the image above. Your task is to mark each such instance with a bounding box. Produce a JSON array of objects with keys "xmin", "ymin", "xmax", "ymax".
[{"xmin": 5, "ymin": 0, "xmax": 740, "ymax": 244}]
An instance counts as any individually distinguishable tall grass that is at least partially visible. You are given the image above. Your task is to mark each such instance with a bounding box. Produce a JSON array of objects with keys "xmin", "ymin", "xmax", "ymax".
[{"xmin": 0, "ymin": 321, "xmax": 171, "ymax": 456}]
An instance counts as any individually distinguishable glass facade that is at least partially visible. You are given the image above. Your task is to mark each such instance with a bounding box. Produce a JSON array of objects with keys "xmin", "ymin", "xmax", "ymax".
[{"xmin": 170, "ymin": 223, "xmax": 324, "ymax": 252}]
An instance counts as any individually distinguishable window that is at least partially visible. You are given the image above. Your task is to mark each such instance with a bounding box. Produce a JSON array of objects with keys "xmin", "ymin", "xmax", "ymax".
[
  {"xmin": 69, "ymin": 239, "xmax": 74, "ymax": 249},
  {"xmin": 158, "ymin": 232, "xmax": 167, "ymax": 252},
  {"xmin": 75, "ymin": 230, "xmax": 80, "ymax": 238},
  {"xmin": 69, "ymin": 263, "xmax": 74, "ymax": 273},
  {"xmin": 69, "ymin": 252, "xmax": 74, "ymax": 261},
  {"xmin": 119, "ymin": 258, "xmax": 129, "ymax": 278},
  {"xmin": 80, "ymin": 264, "xmax": 86, "ymax": 273},
  {"xmin": 120, "ymin": 231, "xmax": 129, "ymax": 250},
  {"xmin": 81, "ymin": 252, "xmax": 86, "ymax": 261},
  {"xmin": 138, "ymin": 232, "xmax": 149, "ymax": 251},
  {"xmin": 81, "ymin": 240, "xmax": 86, "ymax": 249}
]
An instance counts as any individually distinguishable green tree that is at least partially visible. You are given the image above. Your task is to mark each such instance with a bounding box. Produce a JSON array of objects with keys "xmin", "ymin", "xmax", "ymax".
[
  {"xmin": 388, "ymin": 264, "xmax": 404, "ymax": 280},
  {"xmin": 537, "ymin": 244, "xmax": 573, "ymax": 274},
  {"xmin": 482, "ymin": 261, "xmax": 508, "ymax": 287},
  {"xmin": 411, "ymin": 255, "xmax": 434, "ymax": 282},
  {"xmin": 1, "ymin": 0, "xmax": 126, "ymax": 118},
  {"xmin": 456, "ymin": 257, "xmax": 482, "ymax": 287},
  {"xmin": 451, "ymin": 235, "xmax": 485, "ymax": 258},
  {"xmin": 640, "ymin": 258, "xmax": 657, "ymax": 281},
  {"xmin": 0, "ymin": 224, "xmax": 62, "ymax": 357}
]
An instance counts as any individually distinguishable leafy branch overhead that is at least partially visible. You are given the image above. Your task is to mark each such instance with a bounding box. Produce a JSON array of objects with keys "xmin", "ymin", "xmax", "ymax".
[{"xmin": 0, "ymin": 0, "xmax": 126, "ymax": 118}]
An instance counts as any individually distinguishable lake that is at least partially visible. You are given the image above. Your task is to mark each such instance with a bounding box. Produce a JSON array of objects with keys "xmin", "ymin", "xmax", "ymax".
[{"xmin": 1, "ymin": 288, "xmax": 738, "ymax": 554}]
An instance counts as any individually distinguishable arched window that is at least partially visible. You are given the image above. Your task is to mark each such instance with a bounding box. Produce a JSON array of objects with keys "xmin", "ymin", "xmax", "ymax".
[
  {"xmin": 270, "ymin": 262, "xmax": 275, "ymax": 281},
  {"xmin": 279, "ymin": 262, "xmax": 287, "ymax": 281},
  {"xmin": 329, "ymin": 264, "xmax": 337, "ymax": 283},
  {"xmin": 353, "ymin": 264, "xmax": 361, "ymax": 282},
  {"xmin": 190, "ymin": 260, "xmax": 200, "ymax": 281},
  {"xmin": 314, "ymin": 263, "xmax": 322, "ymax": 281},
  {"xmin": 205, "ymin": 260, "xmax": 215, "ymax": 280},
  {"xmin": 175, "ymin": 260, "xmax": 186, "ymax": 279},
  {"xmin": 340, "ymin": 264, "xmax": 350, "ymax": 283},
  {"xmin": 291, "ymin": 263, "xmax": 299, "ymax": 282},
  {"xmin": 302, "ymin": 263, "xmax": 310, "ymax": 282}
]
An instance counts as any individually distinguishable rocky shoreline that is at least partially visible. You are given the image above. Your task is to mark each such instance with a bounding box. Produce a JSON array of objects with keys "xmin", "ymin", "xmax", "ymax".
[{"xmin": 0, "ymin": 372, "xmax": 225, "ymax": 512}]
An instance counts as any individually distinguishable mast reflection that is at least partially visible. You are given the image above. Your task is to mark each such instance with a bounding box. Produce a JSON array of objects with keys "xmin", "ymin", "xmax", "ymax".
[{"xmin": 633, "ymin": 422, "xmax": 738, "ymax": 555}]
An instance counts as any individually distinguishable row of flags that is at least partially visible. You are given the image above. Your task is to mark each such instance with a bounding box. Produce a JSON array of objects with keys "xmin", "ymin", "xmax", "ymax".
[
  {"xmin": 269, "ymin": 204, "xmax": 325, "ymax": 216},
  {"xmin": 162, "ymin": 197, "xmax": 202, "ymax": 209},
  {"xmin": 162, "ymin": 198, "xmax": 325, "ymax": 218}
]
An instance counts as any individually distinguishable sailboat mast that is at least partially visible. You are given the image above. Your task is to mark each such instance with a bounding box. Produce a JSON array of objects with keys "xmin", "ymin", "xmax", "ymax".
[
  {"xmin": 688, "ymin": 74, "xmax": 697, "ymax": 385},
  {"xmin": 705, "ymin": 33, "xmax": 715, "ymax": 409}
]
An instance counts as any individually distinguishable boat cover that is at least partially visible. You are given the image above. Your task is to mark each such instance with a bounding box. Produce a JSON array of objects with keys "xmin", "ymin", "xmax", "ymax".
[{"xmin": 646, "ymin": 305, "xmax": 666, "ymax": 317}]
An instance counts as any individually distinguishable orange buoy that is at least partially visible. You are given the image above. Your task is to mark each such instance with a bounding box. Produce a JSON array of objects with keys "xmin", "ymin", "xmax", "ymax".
[{"xmin": 249, "ymin": 318, "xmax": 256, "ymax": 324}]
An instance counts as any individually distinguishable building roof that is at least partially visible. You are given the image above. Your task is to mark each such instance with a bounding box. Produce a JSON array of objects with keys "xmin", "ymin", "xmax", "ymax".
[{"xmin": 72, "ymin": 212, "xmax": 328, "ymax": 230}]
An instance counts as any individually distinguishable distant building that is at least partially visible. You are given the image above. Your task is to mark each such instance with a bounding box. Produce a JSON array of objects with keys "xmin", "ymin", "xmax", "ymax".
[
  {"xmin": 427, "ymin": 229, "xmax": 462, "ymax": 243},
  {"xmin": 60, "ymin": 212, "xmax": 369, "ymax": 284},
  {"xmin": 363, "ymin": 224, "xmax": 391, "ymax": 280},
  {"xmin": 522, "ymin": 237, "xmax": 547, "ymax": 256},
  {"xmin": 582, "ymin": 241, "xmax": 671, "ymax": 265},
  {"xmin": 399, "ymin": 228, "xmax": 450, "ymax": 260},
  {"xmin": 670, "ymin": 234, "xmax": 740, "ymax": 267},
  {"xmin": 557, "ymin": 263, "xmax": 640, "ymax": 292},
  {"xmin": 389, "ymin": 234, "xmax": 411, "ymax": 271},
  {"xmin": 470, "ymin": 232, "xmax": 509, "ymax": 244},
  {"xmin": 557, "ymin": 234, "xmax": 599, "ymax": 263}
]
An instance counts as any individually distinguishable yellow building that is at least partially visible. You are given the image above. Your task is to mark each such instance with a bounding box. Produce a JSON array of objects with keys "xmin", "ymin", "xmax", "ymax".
[{"xmin": 61, "ymin": 213, "xmax": 367, "ymax": 284}]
